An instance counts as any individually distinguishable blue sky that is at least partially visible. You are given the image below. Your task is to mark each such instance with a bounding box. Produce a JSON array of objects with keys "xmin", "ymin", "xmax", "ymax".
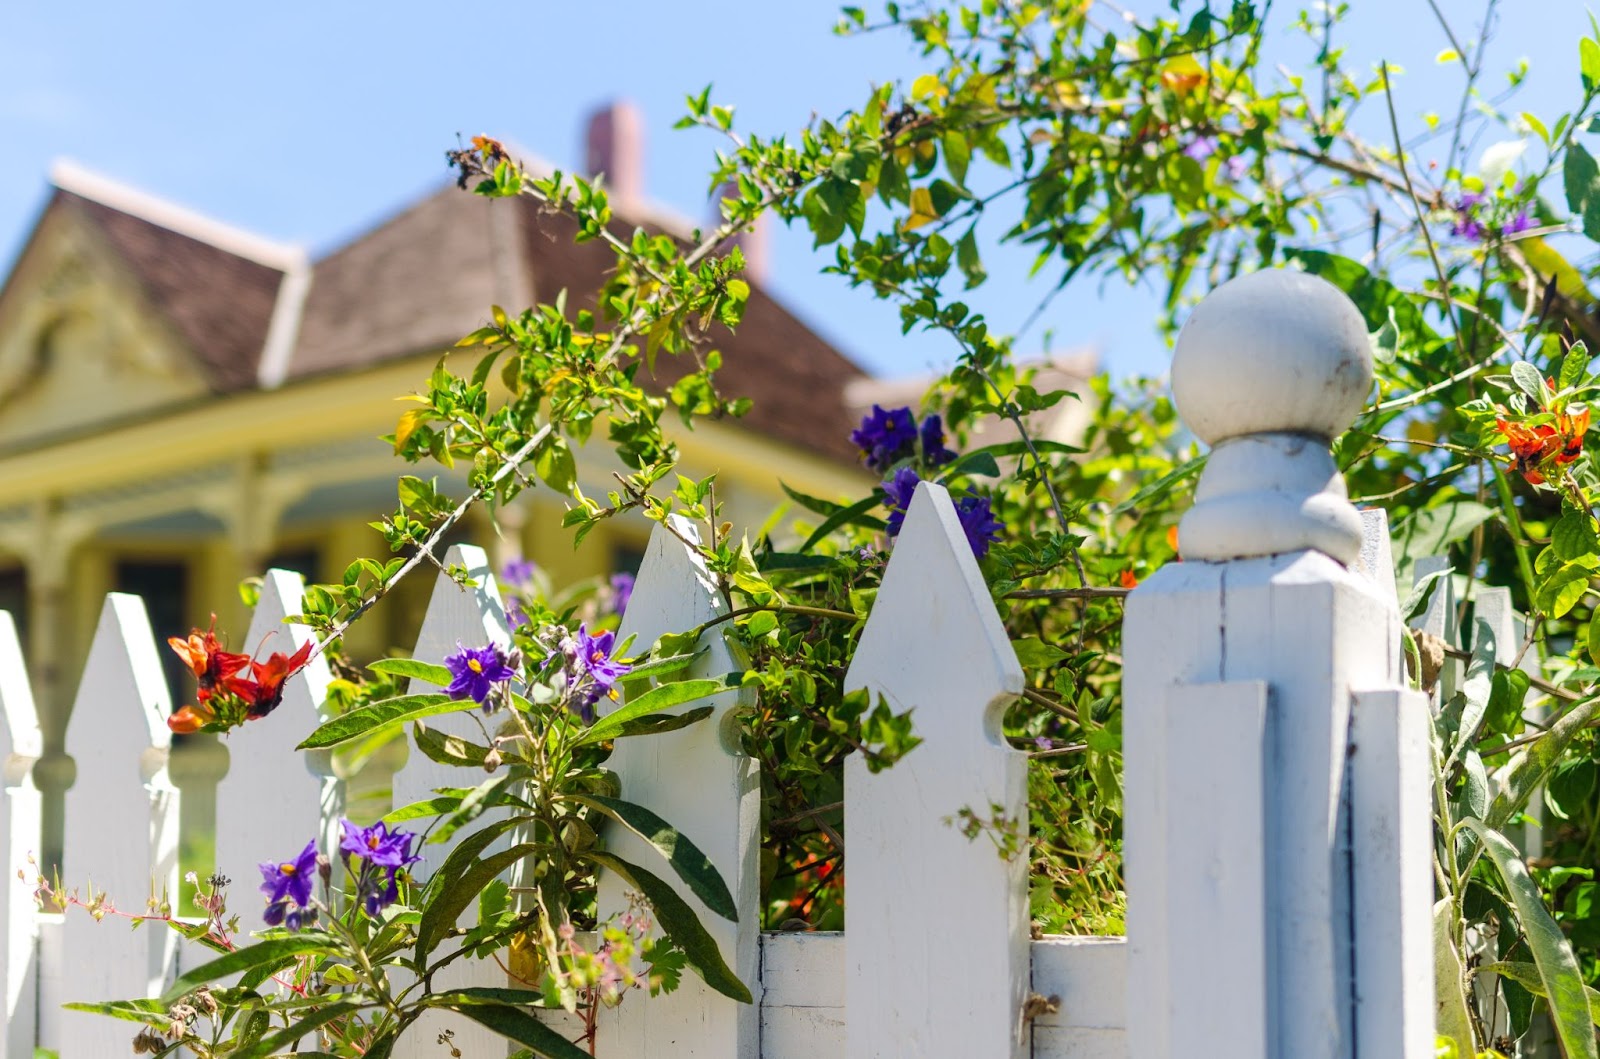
[{"xmin": 0, "ymin": 2, "xmax": 1585, "ymax": 380}]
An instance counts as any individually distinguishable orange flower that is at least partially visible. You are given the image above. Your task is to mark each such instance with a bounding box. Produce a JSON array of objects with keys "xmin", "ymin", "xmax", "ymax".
[
  {"xmin": 1554, "ymin": 407, "xmax": 1591, "ymax": 466},
  {"xmin": 1119, "ymin": 569, "xmax": 1140, "ymax": 589},
  {"xmin": 168, "ymin": 617, "xmax": 251, "ymax": 691},
  {"xmin": 1158, "ymin": 55, "xmax": 1208, "ymax": 96},
  {"xmin": 167, "ymin": 702, "xmax": 215, "ymax": 736},
  {"xmin": 225, "ymin": 641, "xmax": 315, "ymax": 720}
]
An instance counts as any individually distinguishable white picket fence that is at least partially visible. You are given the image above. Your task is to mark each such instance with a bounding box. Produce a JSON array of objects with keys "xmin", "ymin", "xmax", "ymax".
[{"xmin": 0, "ymin": 268, "xmax": 1448, "ymax": 1058}]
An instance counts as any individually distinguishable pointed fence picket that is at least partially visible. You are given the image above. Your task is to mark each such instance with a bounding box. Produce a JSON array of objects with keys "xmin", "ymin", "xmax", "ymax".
[
  {"xmin": 0, "ymin": 613, "xmax": 40, "ymax": 1059},
  {"xmin": 843, "ymin": 481, "xmax": 1029, "ymax": 1059},
  {"xmin": 58, "ymin": 594, "xmax": 181, "ymax": 1057}
]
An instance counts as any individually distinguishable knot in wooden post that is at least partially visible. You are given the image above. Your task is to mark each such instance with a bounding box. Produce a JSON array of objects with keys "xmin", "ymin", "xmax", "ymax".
[{"xmin": 1171, "ymin": 268, "xmax": 1372, "ymax": 564}]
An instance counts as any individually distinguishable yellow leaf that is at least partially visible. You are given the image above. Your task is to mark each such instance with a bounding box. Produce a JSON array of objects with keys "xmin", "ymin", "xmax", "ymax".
[
  {"xmin": 1052, "ymin": 80, "xmax": 1085, "ymax": 110},
  {"xmin": 393, "ymin": 408, "xmax": 428, "ymax": 454},
  {"xmin": 1158, "ymin": 55, "xmax": 1208, "ymax": 96},
  {"xmin": 911, "ymin": 74, "xmax": 947, "ymax": 102},
  {"xmin": 903, "ymin": 187, "xmax": 939, "ymax": 231},
  {"xmin": 1436, "ymin": 48, "xmax": 1460, "ymax": 64},
  {"xmin": 1521, "ymin": 237, "xmax": 1593, "ymax": 302}
]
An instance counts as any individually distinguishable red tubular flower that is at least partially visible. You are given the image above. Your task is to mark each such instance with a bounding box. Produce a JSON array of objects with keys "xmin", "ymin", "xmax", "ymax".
[
  {"xmin": 1554, "ymin": 408, "xmax": 1591, "ymax": 466},
  {"xmin": 225, "ymin": 641, "xmax": 315, "ymax": 720},
  {"xmin": 168, "ymin": 616, "xmax": 251, "ymax": 692},
  {"xmin": 167, "ymin": 702, "xmax": 215, "ymax": 735}
]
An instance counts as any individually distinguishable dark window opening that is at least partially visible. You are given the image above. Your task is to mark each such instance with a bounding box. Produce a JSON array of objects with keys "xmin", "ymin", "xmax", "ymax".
[
  {"xmin": 0, "ymin": 566, "xmax": 27, "ymax": 659},
  {"xmin": 114, "ymin": 560, "xmax": 190, "ymax": 710},
  {"xmin": 265, "ymin": 547, "xmax": 321, "ymax": 583}
]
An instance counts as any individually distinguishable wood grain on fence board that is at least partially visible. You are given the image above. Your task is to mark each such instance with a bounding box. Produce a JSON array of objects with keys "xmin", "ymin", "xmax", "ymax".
[
  {"xmin": 0, "ymin": 612, "xmax": 41, "ymax": 1059},
  {"xmin": 843, "ymin": 482, "xmax": 1029, "ymax": 1059},
  {"xmin": 597, "ymin": 515, "xmax": 760, "ymax": 1059},
  {"xmin": 59, "ymin": 594, "xmax": 180, "ymax": 1057}
]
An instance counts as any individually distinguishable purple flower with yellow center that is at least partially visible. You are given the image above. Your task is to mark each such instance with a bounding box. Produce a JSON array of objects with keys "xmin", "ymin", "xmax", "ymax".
[
  {"xmin": 882, "ymin": 466, "xmax": 921, "ymax": 537},
  {"xmin": 919, "ymin": 414, "xmax": 957, "ymax": 467},
  {"xmin": 259, "ymin": 838, "xmax": 317, "ymax": 928},
  {"xmin": 550, "ymin": 623, "xmax": 633, "ymax": 722},
  {"xmin": 955, "ymin": 495, "xmax": 1003, "ymax": 559},
  {"xmin": 339, "ymin": 819, "xmax": 421, "ymax": 916},
  {"xmin": 850, "ymin": 405, "xmax": 919, "ymax": 472},
  {"xmin": 444, "ymin": 642, "xmax": 516, "ymax": 707},
  {"xmin": 610, "ymin": 571, "xmax": 635, "ymax": 616},
  {"xmin": 502, "ymin": 557, "xmax": 539, "ymax": 587},
  {"xmin": 340, "ymin": 820, "xmax": 421, "ymax": 869}
]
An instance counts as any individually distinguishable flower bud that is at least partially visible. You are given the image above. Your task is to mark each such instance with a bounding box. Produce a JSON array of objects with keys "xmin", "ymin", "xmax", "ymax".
[{"xmin": 483, "ymin": 748, "xmax": 503, "ymax": 773}]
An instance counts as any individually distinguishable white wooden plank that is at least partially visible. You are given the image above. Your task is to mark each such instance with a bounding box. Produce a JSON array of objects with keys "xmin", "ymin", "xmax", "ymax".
[
  {"xmin": 843, "ymin": 482, "xmax": 1029, "ymax": 1059},
  {"xmin": 1030, "ymin": 1026, "xmax": 1131, "ymax": 1059},
  {"xmin": 1411, "ymin": 555, "xmax": 1458, "ymax": 706},
  {"xmin": 213, "ymin": 569, "xmax": 340, "ymax": 915},
  {"xmin": 1217, "ymin": 551, "xmax": 1399, "ymax": 1059},
  {"xmin": 59, "ymin": 594, "xmax": 180, "ymax": 1056},
  {"xmin": 1348, "ymin": 688, "xmax": 1434, "ymax": 1059},
  {"xmin": 0, "ymin": 611, "xmax": 41, "ymax": 1059},
  {"xmin": 35, "ymin": 913, "xmax": 63, "ymax": 1055},
  {"xmin": 761, "ymin": 931, "xmax": 842, "ymax": 1009},
  {"xmin": 1164, "ymin": 682, "xmax": 1268, "ymax": 1058},
  {"xmin": 597, "ymin": 515, "xmax": 759, "ymax": 1059},
  {"xmin": 1120, "ymin": 558, "xmax": 1224, "ymax": 1059},
  {"xmin": 391, "ymin": 544, "xmax": 512, "ymax": 1059},
  {"xmin": 1354, "ymin": 509, "xmax": 1399, "ymax": 612},
  {"xmin": 1029, "ymin": 937, "xmax": 1128, "ymax": 1033}
]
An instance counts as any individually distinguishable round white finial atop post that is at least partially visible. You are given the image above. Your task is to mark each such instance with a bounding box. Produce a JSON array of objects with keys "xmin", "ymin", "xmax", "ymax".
[{"xmin": 1171, "ymin": 268, "xmax": 1373, "ymax": 565}]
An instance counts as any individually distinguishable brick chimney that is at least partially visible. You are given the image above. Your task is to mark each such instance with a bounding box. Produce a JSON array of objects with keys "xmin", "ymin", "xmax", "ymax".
[
  {"xmin": 584, "ymin": 100, "xmax": 644, "ymax": 212},
  {"xmin": 714, "ymin": 181, "xmax": 770, "ymax": 285}
]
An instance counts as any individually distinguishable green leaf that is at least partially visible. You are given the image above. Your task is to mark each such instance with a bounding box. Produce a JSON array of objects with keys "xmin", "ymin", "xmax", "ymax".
[
  {"xmin": 1554, "ymin": 511, "xmax": 1600, "ymax": 561},
  {"xmin": 625, "ymin": 651, "xmax": 705, "ymax": 681},
  {"xmin": 799, "ymin": 493, "xmax": 888, "ymax": 553},
  {"xmin": 1511, "ymin": 361, "xmax": 1548, "ymax": 402},
  {"xmin": 1583, "ymin": 37, "xmax": 1600, "ymax": 92},
  {"xmin": 1561, "ymin": 342, "xmax": 1592, "ymax": 390},
  {"xmin": 937, "ymin": 450, "xmax": 1002, "ymax": 482},
  {"xmin": 1478, "ymin": 961, "xmax": 1600, "ymax": 1026},
  {"xmin": 369, "ymin": 658, "xmax": 454, "ymax": 687},
  {"xmin": 413, "ymin": 724, "xmax": 493, "ymax": 769},
  {"xmin": 60, "ymin": 998, "xmax": 167, "ymax": 1027},
  {"xmin": 604, "ymin": 704, "xmax": 716, "ymax": 740},
  {"xmin": 576, "ymin": 674, "xmax": 743, "ymax": 747},
  {"xmin": 1538, "ymin": 563, "xmax": 1592, "ymax": 619},
  {"xmin": 422, "ymin": 1000, "xmax": 591, "ymax": 1059},
  {"xmin": 298, "ymin": 694, "xmax": 469, "ymax": 749},
  {"xmin": 418, "ymin": 844, "xmax": 539, "ymax": 961},
  {"xmin": 565, "ymin": 794, "xmax": 737, "ymax": 920},
  {"xmin": 1012, "ymin": 637, "xmax": 1069, "ymax": 668},
  {"xmin": 231, "ymin": 1002, "xmax": 367, "ymax": 1059},
  {"xmin": 161, "ymin": 937, "xmax": 337, "ymax": 1004},
  {"xmin": 1565, "ymin": 143, "xmax": 1600, "ymax": 241},
  {"xmin": 1459, "ymin": 819, "xmax": 1599, "ymax": 1059},
  {"xmin": 585, "ymin": 851, "xmax": 752, "ymax": 1003},
  {"xmin": 1489, "ymin": 695, "xmax": 1600, "ymax": 829},
  {"xmin": 1400, "ymin": 568, "xmax": 1450, "ymax": 621},
  {"xmin": 536, "ymin": 436, "xmax": 578, "ymax": 493},
  {"xmin": 1393, "ymin": 501, "xmax": 1496, "ymax": 572},
  {"xmin": 1433, "ymin": 899, "xmax": 1475, "ymax": 1058},
  {"xmin": 1445, "ymin": 617, "xmax": 1495, "ymax": 766}
]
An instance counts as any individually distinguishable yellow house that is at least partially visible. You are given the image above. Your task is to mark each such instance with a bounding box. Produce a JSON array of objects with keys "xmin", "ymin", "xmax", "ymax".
[{"xmin": 0, "ymin": 105, "xmax": 874, "ymax": 866}]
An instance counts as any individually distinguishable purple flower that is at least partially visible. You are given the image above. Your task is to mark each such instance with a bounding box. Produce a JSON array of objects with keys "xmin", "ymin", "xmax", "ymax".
[
  {"xmin": 919, "ymin": 414, "xmax": 958, "ymax": 467},
  {"xmin": 1182, "ymin": 135, "xmax": 1216, "ymax": 161},
  {"xmin": 339, "ymin": 819, "xmax": 421, "ymax": 916},
  {"xmin": 507, "ymin": 603, "xmax": 529, "ymax": 629},
  {"xmin": 1451, "ymin": 193, "xmax": 1488, "ymax": 241},
  {"xmin": 1224, "ymin": 155, "xmax": 1249, "ymax": 181},
  {"xmin": 340, "ymin": 820, "xmax": 421, "ymax": 870},
  {"xmin": 502, "ymin": 557, "xmax": 539, "ymax": 586},
  {"xmin": 549, "ymin": 623, "xmax": 633, "ymax": 721},
  {"xmin": 850, "ymin": 405, "xmax": 919, "ymax": 472},
  {"xmin": 444, "ymin": 642, "xmax": 516, "ymax": 707},
  {"xmin": 882, "ymin": 467, "xmax": 922, "ymax": 537},
  {"xmin": 610, "ymin": 571, "xmax": 635, "ymax": 616},
  {"xmin": 259, "ymin": 839, "xmax": 317, "ymax": 928},
  {"xmin": 1501, "ymin": 210, "xmax": 1534, "ymax": 237},
  {"xmin": 955, "ymin": 496, "xmax": 1003, "ymax": 559}
]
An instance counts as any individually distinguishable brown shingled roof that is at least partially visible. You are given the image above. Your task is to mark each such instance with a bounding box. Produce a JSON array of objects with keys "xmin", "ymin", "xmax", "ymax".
[{"xmin": 60, "ymin": 190, "xmax": 285, "ymax": 392}]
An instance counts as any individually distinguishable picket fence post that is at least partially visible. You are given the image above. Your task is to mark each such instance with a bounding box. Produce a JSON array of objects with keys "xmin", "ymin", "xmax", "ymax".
[
  {"xmin": 1123, "ymin": 268, "xmax": 1434, "ymax": 1059},
  {"xmin": 58, "ymin": 594, "xmax": 181, "ymax": 1056},
  {"xmin": 0, "ymin": 613, "xmax": 41, "ymax": 1059},
  {"xmin": 597, "ymin": 515, "xmax": 760, "ymax": 1059},
  {"xmin": 213, "ymin": 569, "xmax": 340, "ymax": 910},
  {"xmin": 843, "ymin": 482, "xmax": 1029, "ymax": 1059},
  {"xmin": 390, "ymin": 543, "xmax": 515, "ymax": 1059}
]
